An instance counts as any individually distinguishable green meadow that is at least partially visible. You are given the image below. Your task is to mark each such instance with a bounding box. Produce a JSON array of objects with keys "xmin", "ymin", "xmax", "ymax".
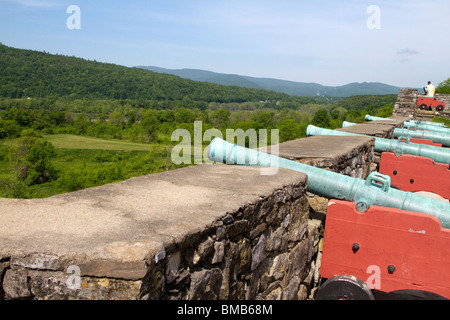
[
  {"xmin": 0, "ymin": 134, "xmax": 187, "ymax": 199},
  {"xmin": 43, "ymin": 134, "xmax": 155, "ymax": 151}
]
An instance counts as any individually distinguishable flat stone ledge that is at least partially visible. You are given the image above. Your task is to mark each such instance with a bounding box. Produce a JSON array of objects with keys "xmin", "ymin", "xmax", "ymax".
[
  {"xmin": 267, "ymin": 135, "xmax": 374, "ymax": 162},
  {"xmin": 337, "ymin": 123, "xmax": 397, "ymax": 138},
  {"xmin": 365, "ymin": 119, "xmax": 407, "ymax": 127},
  {"xmin": 0, "ymin": 164, "xmax": 307, "ymax": 281},
  {"xmin": 260, "ymin": 135, "xmax": 375, "ymax": 177}
]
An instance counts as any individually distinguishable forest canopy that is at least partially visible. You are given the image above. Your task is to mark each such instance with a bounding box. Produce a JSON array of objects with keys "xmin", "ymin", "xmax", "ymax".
[
  {"xmin": 0, "ymin": 44, "xmax": 330, "ymax": 108},
  {"xmin": 0, "ymin": 44, "xmax": 399, "ymax": 199}
]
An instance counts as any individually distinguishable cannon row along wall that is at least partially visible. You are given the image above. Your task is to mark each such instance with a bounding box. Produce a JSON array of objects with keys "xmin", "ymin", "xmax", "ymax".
[
  {"xmin": 2, "ymin": 92, "xmax": 418, "ymax": 301},
  {"xmin": 336, "ymin": 119, "xmax": 407, "ymax": 165},
  {"xmin": 393, "ymin": 88, "xmax": 450, "ymax": 120},
  {"xmin": 5, "ymin": 88, "xmax": 444, "ymax": 300},
  {"xmin": 0, "ymin": 132, "xmax": 379, "ymax": 300}
]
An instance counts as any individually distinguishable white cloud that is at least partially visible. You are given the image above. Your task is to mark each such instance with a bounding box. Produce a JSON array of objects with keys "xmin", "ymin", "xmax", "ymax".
[
  {"xmin": 397, "ymin": 48, "xmax": 419, "ymax": 56},
  {"xmin": 396, "ymin": 48, "xmax": 420, "ymax": 64},
  {"xmin": 3, "ymin": 0, "xmax": 61, "ymax": 8}
]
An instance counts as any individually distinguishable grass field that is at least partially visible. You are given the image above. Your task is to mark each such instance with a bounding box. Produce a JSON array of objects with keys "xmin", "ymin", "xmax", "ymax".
[
  {"xmin": 0, "ymin": 134, "xmax": 189, "ymax": 198},
  {"xmin": 43, "ymin": 134, "xmax": 157, "ymax": 151}
]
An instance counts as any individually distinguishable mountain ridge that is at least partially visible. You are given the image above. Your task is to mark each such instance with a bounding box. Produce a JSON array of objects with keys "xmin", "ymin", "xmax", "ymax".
[
  {"xmin": 0, "ymin": 43, "xmax": 325, "ymax": 104},
  {"xmin": 137, "ymin": 66, "xmax": 405, "ymax": 98}
]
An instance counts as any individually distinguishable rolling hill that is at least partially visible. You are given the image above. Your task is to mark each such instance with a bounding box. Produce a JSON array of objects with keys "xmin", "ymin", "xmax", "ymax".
[
  {"xmin": 137, "ymin": 66, "xmax": 404, "ymax": 98},
  {"xmin": 0, "ymin": 44, "xmax": 325, "ymax": 105}
]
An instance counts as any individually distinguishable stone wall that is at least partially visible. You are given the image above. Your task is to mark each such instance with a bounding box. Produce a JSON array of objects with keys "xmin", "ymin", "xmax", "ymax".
[
  {"xmin": 0, "ymin": 134, "xmax": 377, "ymax": 300},
  {"xmin": 393, "ymin": 88, "xmax": 450, "ymax": 120},
  {"xmin": 338, "ymin": 120, "xmax": 405, "ymax": 139},
  {"xmin": 393, "ymin": 88, "xmax": 418, "ymax": 117},
  {"xmin": 1, "ymin": 164, "xmax": 320, "ymax": 300},
  {"xmin": 275, "ymin": 135, "xmax": 375, "ymax": 179},
  {"xmin": 267, "ymin": 135, "xmax": 375, "ymax": 213},
  {"xmin": 142, "ymin": 171, "xmax": 314, "ymax": 300},
  {"xmin": 435, "ymin": 93, "xmax": 450, "ymax": 107},
  {"xmin": 338, "ymin": 118, "xmax": 407, "ymax": 166}
]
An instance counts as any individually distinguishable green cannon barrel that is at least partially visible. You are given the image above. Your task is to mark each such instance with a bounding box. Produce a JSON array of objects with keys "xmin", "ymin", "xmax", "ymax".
[
  {"xmin": 207, "ymin": 137, "xmax": 450, "ymax": 228},
  {"xmin": 403, "ymin": 122, "xmax": 450, "ymax": 133},
  {"xmin": 345, "ymin": 121, "xmax": 448, "ymax": 133},
  {"xmin": 366, "ymin": 115, "xmax": 447, "ymax": 128},
  {"xmin": 406, "ymin": 120, "xmax": 447, "ymax": 128},
  {"xmin": 393, "ymin": 128, "xmax": 450, "ymax": 147},
  {"xmin": 306, "ymin": 125, "xmax": 450, "ymax": 165}
]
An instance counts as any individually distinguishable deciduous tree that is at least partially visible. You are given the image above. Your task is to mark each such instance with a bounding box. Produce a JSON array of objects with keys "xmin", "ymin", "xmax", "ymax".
[{"xmin": 8, "ymin": 129, "xmax": 56, "ymax": 186}]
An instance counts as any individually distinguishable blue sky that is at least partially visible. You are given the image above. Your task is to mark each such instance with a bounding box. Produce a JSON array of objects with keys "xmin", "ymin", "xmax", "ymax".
[{"xmin": 1, "ymin": 0, "xmax": 449, "ymax": 88}]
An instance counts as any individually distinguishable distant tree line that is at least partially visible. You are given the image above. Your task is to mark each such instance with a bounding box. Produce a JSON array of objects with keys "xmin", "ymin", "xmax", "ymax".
[
  {"xmin": 0, "ymin": 99, "xmax": 394, "ymax": 199},
  {"xmin": 0, "ymin": 44, "xmax": 332, "ymax": 107},
  {"xmin": 0, "ymin": 96, "xmax": 395, "ymax": 143}
]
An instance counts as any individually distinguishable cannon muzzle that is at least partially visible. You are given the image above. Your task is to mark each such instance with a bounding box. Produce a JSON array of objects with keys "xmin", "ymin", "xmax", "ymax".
[
  {"xmin": 207, "ymin": 137, "xmax": 450, "ymax": 228},
  {"xmin": 365, "ymin": 115, "xmax": 396, "ymax": 121},
  {"xmin": 342, "ymin": 121, "xmax": 356, "ymax": 128}
]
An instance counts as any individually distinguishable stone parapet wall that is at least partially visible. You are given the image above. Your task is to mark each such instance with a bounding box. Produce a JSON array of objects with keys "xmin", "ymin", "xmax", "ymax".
[
  {"xmin": 141, "ymin": 172, "xmax": 314, "ymax": 300},
  {"xmin": 276, "ymin": 136, "xmax": 375, "ymax": 179},
  {"xmin": 393, "ymin": 88, "xmax": 450, "ymax": 120},
  {"xmin": 338, "ymin": 119, "xmax": 407, "ymax": 165},
  {"xmin": 338, "ymin": 120, "xmax": 405, "ymax": 139},
  {"xmin": 435, "ymin": 93, "xmax": 450, "ymax": 106},
  {"xmin": 270, "ymin": 135, "xmax": 375, "ymax": 213},
  {"xmin": 1, "ymin": 165, "xmax": 319, "ymax": 300},
  {"xmin": 0, "ymin": 133, "xmax": 379, "ymax": 301},
  {"xmin": 394, "ymin": 88, "xmax": 418, "ymax": 117}
]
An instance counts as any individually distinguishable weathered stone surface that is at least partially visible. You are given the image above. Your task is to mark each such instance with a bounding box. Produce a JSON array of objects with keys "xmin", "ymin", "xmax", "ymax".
[
  {"xmin": 211, "ymin": 241, "xmax": 225, "ymax": 264},
  {"xmin": 237, "ymin": 239, "xmax": 252, "ymax": 274},
  {"xmin": 195, "ymin": 237, "xmax": 215, "ymax": 264},
  {"xmin": 284, "ymin": 276, "xmax": 301, "ymax": 300},
  {"xmin": 0, "ymin": 124, "xmax": 387, "ymax": 300},
  {"xmin": 287, "ymin": 240, "xmax": 311, "ymax": 282},
  {"xmin": 266, "ymin": 225, "xmax": 288, "ymax": 252},
  {"xmin": 3, "ymin": 268, "xmax": 32, "ymax": 299},
  {"xmin": 26, "ymin": 270, "xmax": 142, "ymax": 300},
  {"xmin": 165, "ymin": 251, "xmax": 181, "ymax": 282},
  {"xmin": 139, "ymin": 262, "xmax": 165, "ymax": 300},
  {"xmin": 77, "ymin": 259, "xmax": 147, "ymax": 280},
  {"xmin": 251, "ymin": 235, "xmax": 267, "ymax": 271},
  {"xmin": 226, "ymin": 220, "xmax": 249, "ymax": 240},
  {"xmin": 338, "ymin": 124, "xmax": 395, "ymax": 139},
  {"xmin": 189, "ymin": 268, "xmax": 223, "ymax": 300},
  {"xmin": 268, "ymin": 253, "xmax": 289, "ymax": 280},
  {"xmin": 266, "ymin": 286, "xmax": 283, "ymax": 300},
  {"xmin": 297, "ymin": 284, "xmax": 308, "ymax": 300},
  {"xmin": 11, "ymin": 253, "xmax": 60, "ymax": 271}
]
